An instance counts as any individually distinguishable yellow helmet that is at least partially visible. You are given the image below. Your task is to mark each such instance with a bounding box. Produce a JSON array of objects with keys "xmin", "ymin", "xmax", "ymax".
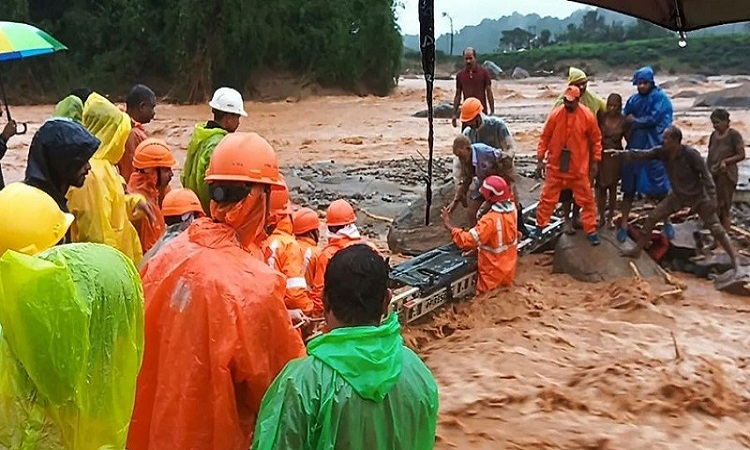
[{"xmin": 0, "ymin": 183, "xmax": 75, "ymax": 256}]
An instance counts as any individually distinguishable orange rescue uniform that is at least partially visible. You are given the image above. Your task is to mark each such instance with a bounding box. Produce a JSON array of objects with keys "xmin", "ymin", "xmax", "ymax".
[
  {"xmin": 451, "ymin": 203, "xmax": 518, "ymax": 292},
  {"xmin": 297, "ymin": 235, "xmax": 321, "ymax": 296},
  {"xmin": 119, "ymin": 119, "xmax": 147, "ymax": 183},
  {"xmin": 310, "ymin": 234, "xmax": 372, "ymax": 317},
  {"xmin": 127, "ymin": 171, "xmax": 168, "ymax": 253},
  {"xmin": 263, "ymin": 216, "xmax": 314, "ymax": 315},
  {"xmin": 536, "ymin": 104, "xmax": 603, "ymax": 234}
]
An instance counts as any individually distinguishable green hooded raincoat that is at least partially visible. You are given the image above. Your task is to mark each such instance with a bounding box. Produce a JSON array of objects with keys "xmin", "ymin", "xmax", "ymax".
[{"xmin": 252, "ymin": 313, "xmax": 439, "ymax": 450}]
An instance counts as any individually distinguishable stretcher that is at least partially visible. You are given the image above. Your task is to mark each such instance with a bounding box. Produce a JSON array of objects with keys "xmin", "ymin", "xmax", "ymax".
[{"xmin": 388, "ymin": 201, "xmax": 564, "ymax": 324}]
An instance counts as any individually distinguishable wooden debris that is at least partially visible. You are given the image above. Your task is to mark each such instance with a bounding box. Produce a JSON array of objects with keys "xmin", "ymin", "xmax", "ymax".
[
  {"xmin": 360, "ymin": 208, "xmax": 393, "ymax": 223},
  {"xmin": 671, "ymin": 331, "xmax": 682, "ymax": 361},
  {"xmin": 629, "ymin": 262, "xmax": 642, "ymax": 280}
]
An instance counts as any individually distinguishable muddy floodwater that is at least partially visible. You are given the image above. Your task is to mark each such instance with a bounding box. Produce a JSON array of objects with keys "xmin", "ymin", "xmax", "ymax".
[{"xmin": 3, "ymin": 76, "xmax": 750, "ymax": 448}]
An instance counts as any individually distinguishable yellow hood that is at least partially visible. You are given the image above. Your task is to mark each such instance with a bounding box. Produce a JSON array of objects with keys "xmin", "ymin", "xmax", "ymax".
[{"xmin": 82, "ymin": 93, "xmax": 131, "ymax": 164}]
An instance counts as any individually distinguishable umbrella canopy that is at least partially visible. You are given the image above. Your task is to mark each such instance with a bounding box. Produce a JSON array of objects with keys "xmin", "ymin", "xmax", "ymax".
[
  {"xmin": 569, "ymin": 0, "xmax": 750, "ymax": 32},
  {"xmin": 0, "ymin": 21, "xmax": 66, "ymax": 62}
]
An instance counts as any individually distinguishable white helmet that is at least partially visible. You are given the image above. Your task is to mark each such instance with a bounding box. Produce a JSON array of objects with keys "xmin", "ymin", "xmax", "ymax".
[{"xmin": 209, "ymin": 87, "xmax": 248, "ymax": 117}]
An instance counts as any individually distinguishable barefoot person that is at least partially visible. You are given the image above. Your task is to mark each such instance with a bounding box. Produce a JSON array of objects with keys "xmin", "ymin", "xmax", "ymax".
[
  {"xmin": 597, "ymin": 93, "xmax": 629, "ymax": 228},
  {"xmin": 620, "ymin": 126, "xmax": 738, "ymax": 274},
  {"xmin": 707, "ymin": 108, "xmax": 746, "ymax": 231}
]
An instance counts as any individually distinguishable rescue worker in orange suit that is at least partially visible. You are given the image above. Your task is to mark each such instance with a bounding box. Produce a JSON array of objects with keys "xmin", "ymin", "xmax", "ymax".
[
  {"xmin": 441, "ymin": 175, "xmax": 518, "ymax": 292},
  {"xmin": 264, "ymin": 182, "xmax": 314, "ymax": 317},
  {"xmin": 534, "ymin": 85, "xmax": 603, "ymax": 246},
  {"xmin": 127, "ymin": 138, "xmax": 177, "ymax": 253},
  {"xmin": 293, "ymin": 207, "xmax": 322, "ymax": 307},
  {"xmin": 310, "ymin": 199, "xmax": 373, "ymax": 316},
  {"xmin": 128, "ymin": 132, "xmax": 307, "ymax": 450},
  {"xmin": 140, "ymin": 187, "xmax": 205, "ymax": 267}
]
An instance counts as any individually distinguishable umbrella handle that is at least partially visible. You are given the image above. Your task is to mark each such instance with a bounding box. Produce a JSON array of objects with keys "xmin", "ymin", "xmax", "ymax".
[{"xmin": 15, "ymin": 122, "xmax": 27, "ymax": 135}]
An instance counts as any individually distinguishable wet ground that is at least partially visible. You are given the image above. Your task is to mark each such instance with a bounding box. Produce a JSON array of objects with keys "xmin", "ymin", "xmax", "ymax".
[{"xmin": 3, "ymin": 75, "xmax": 750, "ymax": 448}]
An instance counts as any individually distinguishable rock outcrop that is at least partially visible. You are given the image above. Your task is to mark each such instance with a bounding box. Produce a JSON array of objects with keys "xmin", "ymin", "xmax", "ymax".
[{"xmin": 553, "ymin": 229, "xmax": 663, "ymax": 282}]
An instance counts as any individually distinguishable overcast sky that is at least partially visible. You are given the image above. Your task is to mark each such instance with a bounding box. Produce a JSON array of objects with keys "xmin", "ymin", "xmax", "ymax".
[{"xmin": 396, "ymin": 0, "xmax": 587, "ymax": 35}]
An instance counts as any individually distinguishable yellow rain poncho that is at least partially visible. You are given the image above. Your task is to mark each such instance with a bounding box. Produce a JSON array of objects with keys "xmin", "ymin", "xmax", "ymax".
[
  {"xmin": 0, "ymin": 243, "xmax": 144, "ymax": 449},
  {"xmin": 553, "ymin": 67, "xmax": 606, "ymax": 116},
  {"xmin": 67, "ymin": 93, "xmax": 145, "ymax": 264}
]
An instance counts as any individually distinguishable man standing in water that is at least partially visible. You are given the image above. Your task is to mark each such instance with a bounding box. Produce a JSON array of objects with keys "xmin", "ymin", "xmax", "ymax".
[
  {"xmin": 452, "ymin": 47, "xmax": 494, "ymax": 128},
  {"xmin": 618, "ymin": 66, "xmax": 673, "ymax": 242},
  {"xmin": 620, "ymin": 126, "xmax": 738, "ymax": 275}
]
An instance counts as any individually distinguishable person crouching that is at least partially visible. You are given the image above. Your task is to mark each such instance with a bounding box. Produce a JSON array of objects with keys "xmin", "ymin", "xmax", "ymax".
[{"xmin": 441, "ymin": 175, "xmax": 518, "ymax": 293}]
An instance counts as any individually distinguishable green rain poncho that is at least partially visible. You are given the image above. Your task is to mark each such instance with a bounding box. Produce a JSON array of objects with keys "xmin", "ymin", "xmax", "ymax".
[
  {"xmin": 0, "ymin": 243, "xmax": 144, "ymax": 449},
  {"xmin": 53, "ymin": 95, "xmax": 84, "ymax": 123},
  {"xmin": 181, "ymin": 124, "xmax": 228, "ymax": 214},
  {"xmin": 252, "ymin": 314, "xmax": 439, "ymax": 450}
]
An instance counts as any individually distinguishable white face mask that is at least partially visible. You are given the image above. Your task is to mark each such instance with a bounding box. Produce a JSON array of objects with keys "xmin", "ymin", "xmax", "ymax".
[{"xmin": 327, "ymin": 224, "xmax": 361, "ymax": 240}]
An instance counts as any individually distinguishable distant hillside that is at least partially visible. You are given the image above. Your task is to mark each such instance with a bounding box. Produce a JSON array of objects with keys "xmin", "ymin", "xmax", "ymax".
[{"xmin": 403, "ymin": 8, "xmax": 750, "ymax": 54}]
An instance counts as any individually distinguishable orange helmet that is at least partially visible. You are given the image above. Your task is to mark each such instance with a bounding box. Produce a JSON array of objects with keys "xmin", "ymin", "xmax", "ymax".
[
  {"xmin": 162, "ymin": 188, "xmax": 205, "ymax": 217},
  {"xmin": 326, "ymin": 199, "xmax": 356, "ymax": 227},
  {"xmin": 479, "ymin": 175, "xmax": 512, "ymax": 203},
  {"xmin": 293, "ymin": 207, "xmax": 320, "ymax": 235},
  {"xmin": 133, "ymin": 138, "xmax": 177, "ymax": 170},
  {"xmin": 269, "ymin": 179, "xmax": 293, "ymax": 215},
  {"xmin": 204, "ymin": 132, "xmax": 284, "ymax": 187},
  {"xmin": 460, "ymin": 97, "xmax": 483, "ymax": 123}
]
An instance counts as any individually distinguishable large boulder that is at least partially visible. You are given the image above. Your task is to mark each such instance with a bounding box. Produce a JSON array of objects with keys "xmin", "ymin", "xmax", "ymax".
[
  {"xmin": 553, "ymin": 229, "xmax": 663, "ymax": 282},
  {"xmin": 512, "ymin": 67, "xmax": 530, "ymax": 80},
  {"xmin": 387, "ymin": 182, "xmax": 474, "ymax": 256},
  {"xmin": 482, "ymin": 60, "xmax": 503, "ymax": 79},
  {"xmin": 693, "ymin": 83, "xmax": 750, "ymax": 108},
  {"xmin": 413, "ymin": 102, "xmax": 455, "ymax": 118},
  {"xmin": 660, "ymin": 75, "xmax": 708, "ymax": 89}
]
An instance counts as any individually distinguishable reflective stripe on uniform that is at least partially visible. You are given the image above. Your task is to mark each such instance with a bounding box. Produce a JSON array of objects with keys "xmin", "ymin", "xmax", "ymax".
[
  {"xmin": 267, "ymin": 240, "xmax": 279, "ymax": 268},
  {"xmin": 302, "ymin": 248, "xmax": 313, "ymax": 274},
  {"xmin": 286, "ymin": 277, "xmax": 308, "ymax": 289},
  {"xmin": 478, "ymin": 215, "xmax": 517, "ymax": 254},
  {"xmin": 469, "ymin": 228, "xmax": 481, "ymax": 245}
]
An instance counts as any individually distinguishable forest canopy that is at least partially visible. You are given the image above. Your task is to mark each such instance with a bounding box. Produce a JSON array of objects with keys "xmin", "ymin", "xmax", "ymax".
[{"xmin": 2, "ymin": 0, "xmax": 403, "ymax": 102}]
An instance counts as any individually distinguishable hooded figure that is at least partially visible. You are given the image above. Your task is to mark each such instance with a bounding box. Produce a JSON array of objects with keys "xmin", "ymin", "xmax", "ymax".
[
  {"xmin": 127, "ymin": 138, "xmax": 177, "ymax": 253},
  {"xmin": 66, "ymin": 93, "xmax": 148, "ymax": 264},
  {"xmin": 53, "ymin": 95, "xmax": 85, "ymax": 123},
  {"xmin": 139, "ymin": 188, "xmax": 204, "ymax": 268},
  {"xmin": 128, "ymin": 133, "xmax": 306, "ymax": 450},
  {"xmin": 0, "ymin": 242, "xmax": 144, "ymax": 450},
  {"xmin": 553, "ymin": 67, "xmax": 606, "ymax": 117},
  {"xmin": 253, "ymin": 244, "xmax": 439, "ymax": 450},
  {"xmin": 24, "ymin": 119, "xmax": 100, "ymax": 213},
  {"xmin": 622, "ymin": 66, "xmax": 672, "ymax": 197}
]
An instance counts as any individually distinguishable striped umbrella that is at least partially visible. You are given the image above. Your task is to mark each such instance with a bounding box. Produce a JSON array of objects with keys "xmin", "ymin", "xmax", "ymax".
[{"xmin": 0, "ymin": 21, "xmax": 67, "ymax": 130}]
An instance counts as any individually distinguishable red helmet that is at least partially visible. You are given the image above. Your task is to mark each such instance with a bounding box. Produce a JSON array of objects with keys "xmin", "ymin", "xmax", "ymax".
[{"xmin": 479, "ymin": 176, "xmax": 512, "ymax": 203}]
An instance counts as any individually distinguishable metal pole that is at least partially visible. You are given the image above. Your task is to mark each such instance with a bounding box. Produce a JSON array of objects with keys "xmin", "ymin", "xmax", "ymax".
[{"xmin": 419, "ymin": 0, "xmax": 435, "ymax": 226}]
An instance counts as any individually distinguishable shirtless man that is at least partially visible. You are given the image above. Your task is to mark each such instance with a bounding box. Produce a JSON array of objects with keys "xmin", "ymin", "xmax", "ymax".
[{"xmin": 620, "ymin": 126, "xmax": 738, "ymax": 275}]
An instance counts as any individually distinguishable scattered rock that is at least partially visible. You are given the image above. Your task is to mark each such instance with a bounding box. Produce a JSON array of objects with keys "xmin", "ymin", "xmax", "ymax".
[
  {"xmin": 714, "ymin": 265, "xmax": 750, "ymax": 296},
  {"xmin": 412, "ymin": 102, "xmax": 456, "ymax": 119},
  {"xmin": 553, "ymin": 229, "xmax": 663, "ymax": 282},
  {"xmin": 482, "ymin": 61, "xmax": 503, "ymax": 79},
  {"xmin": 725, "ymin": 76, "xmax": 750, "ymax": 84},
  {"xmin": 602, "ymin": 73, "xmax": 620, "ymax": 82},
  {"xmin": 387, "ymin": 182, "xmax": 474, "ymax": 256},
  {"xmin": 673, "ymin": 90, "xmax": 700, "ymax": 99},
  {"xmin": 340, "ymin": 137, "xmax": 364, "ymax": 145},
  {"xmin": 693, "ymin": 83, "xmax": 750, "ymax": 108},
  {"xmin": 660, "ymin": 75, "xmax": 708, "ymax": 89},
  {"xmin": 512, "ymin": 67, "xmax": 530, "ymax": 80}
]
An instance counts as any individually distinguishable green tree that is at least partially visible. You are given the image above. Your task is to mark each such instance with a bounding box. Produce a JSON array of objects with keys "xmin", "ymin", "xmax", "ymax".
[
  {"xmin": 539, "ymin": 29, "xmax": 552, "ymax": 47},
  {"xmin": 499, "ymin": 27, "xmax": 535, "ymax": 51}
]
